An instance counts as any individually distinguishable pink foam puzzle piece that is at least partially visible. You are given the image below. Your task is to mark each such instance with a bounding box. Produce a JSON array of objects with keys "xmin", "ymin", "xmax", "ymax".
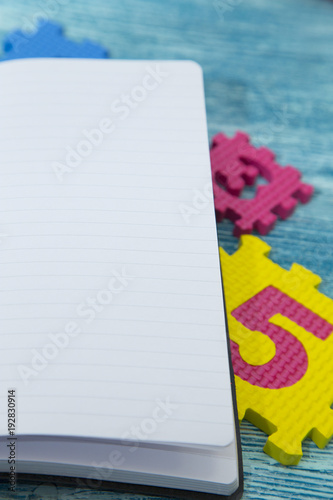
[
  {"xmin": 211, "ymin": 132, "xmax": 314, "ymax": 236},
  {"xmin": 210, "ymin": 131, "xmax": 259, "ymax": 196}
]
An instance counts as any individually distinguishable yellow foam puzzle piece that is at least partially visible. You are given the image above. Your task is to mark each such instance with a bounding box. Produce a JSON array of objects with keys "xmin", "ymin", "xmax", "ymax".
[{"xmin": 220, "ymin": 235, "xmax": 333, "ymax": 465}]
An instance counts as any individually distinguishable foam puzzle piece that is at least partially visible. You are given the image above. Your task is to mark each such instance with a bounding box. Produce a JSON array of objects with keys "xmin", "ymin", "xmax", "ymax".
[
  {"xmin": 220, "ymin": 235, "xmax": 333, "ymax": 465},
  {"xmin": 1, "ymin": 22, "xmax": 108, "ymax": 61},
  {"xmin": 210, "ymin": 131, "xmax": 259, "ymax": 196},
  {"xmin": 211, "ymin": 132, "xmax": 314, "ymax": 236}
]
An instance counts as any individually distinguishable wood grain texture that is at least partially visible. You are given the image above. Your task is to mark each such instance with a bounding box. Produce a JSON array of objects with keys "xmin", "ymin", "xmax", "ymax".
[{"xmin": 0, "ymin": 0, "xmax": 333, "ymax": 498}]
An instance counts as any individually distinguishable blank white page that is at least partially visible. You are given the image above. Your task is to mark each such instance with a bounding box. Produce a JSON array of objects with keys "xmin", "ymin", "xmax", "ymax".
[{"xmin": 0, "ymin": 58, "xmax": 234, "ymax": 447}]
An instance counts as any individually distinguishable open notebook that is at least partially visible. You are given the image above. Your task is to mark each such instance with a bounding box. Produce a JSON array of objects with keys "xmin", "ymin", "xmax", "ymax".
[{"xmin": 0, "ymin": 58, "xmax": 242, "ymax": 499}]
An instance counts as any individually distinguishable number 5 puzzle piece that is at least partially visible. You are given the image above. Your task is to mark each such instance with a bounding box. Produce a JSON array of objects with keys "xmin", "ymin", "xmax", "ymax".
[
  {"xmin": 220, "ymin": 235, "xmax": 333, "ymax": 465},
  {"xmin": 211, "ymin": 132, "xmax": 314, "ymax": 236}
]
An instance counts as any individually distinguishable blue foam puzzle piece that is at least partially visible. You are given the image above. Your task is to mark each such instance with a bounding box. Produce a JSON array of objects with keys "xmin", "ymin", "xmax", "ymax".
[{"xmin": 1, "ymin": 22, "xmax": 109, "ymax": 61}]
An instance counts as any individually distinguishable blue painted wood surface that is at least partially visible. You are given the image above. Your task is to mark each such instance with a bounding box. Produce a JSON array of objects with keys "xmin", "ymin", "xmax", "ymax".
[{"xmin": 0, "ymin": 0, "xmax": 333, "ymax": 498}]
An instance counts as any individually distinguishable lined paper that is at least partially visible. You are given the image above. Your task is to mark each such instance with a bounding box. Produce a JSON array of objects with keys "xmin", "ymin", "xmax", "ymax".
[{"xmin": 0, "ymin": 59, "xmax": 234, "ymax": 447}]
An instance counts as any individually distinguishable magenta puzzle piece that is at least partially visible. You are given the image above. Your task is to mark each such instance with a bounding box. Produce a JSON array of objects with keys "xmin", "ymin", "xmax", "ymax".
[
  {"xmin": 210, "ymin": 131, "xmax": 259, "ymax": 196},
  {"xmin": 210, "ymin": 132, "xmax": 314, "ymax": 236}
]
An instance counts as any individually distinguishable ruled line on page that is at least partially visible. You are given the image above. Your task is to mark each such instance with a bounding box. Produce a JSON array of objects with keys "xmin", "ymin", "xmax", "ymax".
[{"xmin": 15, "ymin": 394, "xmax": 230, "ymax": 407}]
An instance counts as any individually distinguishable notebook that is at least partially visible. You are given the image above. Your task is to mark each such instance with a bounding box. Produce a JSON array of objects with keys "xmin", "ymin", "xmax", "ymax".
[{"xmin": 0, "ymin": 58, "xmax": 243, "ymax": 499}]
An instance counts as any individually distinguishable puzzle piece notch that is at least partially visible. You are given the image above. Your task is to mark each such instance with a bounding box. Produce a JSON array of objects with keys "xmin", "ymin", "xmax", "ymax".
[
  {"xmin": 1, "ymin": 22, "xmax": 108, "ymax": 60},
  {"xmin": 210, "ymin": 132, "xmax": 259, "ymax": 196},
  {"xmin": 212, "ymin": 132, "xmax": 314, "ymax": 236},
  {"xmin": 220, "ymin": 235, "xmax": 333, "ymax": 465}
]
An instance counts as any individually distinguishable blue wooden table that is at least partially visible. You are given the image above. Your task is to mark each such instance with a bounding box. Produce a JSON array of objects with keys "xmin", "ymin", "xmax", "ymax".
[{"xmin": 0, "ymin": 0, "xmax": 333, "ymax": 498}]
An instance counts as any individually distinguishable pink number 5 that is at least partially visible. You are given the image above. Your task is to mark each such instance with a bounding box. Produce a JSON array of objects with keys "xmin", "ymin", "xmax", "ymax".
[{"xmin": 230, "ymin": 286, "xmax": 333, "ymax": 388}]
